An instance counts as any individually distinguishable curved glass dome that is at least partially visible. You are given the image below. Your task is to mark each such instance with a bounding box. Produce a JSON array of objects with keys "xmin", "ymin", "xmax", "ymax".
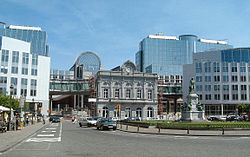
[{"xmin": 75, "ymin": 51, "xmax": 101, "ymax": 74}]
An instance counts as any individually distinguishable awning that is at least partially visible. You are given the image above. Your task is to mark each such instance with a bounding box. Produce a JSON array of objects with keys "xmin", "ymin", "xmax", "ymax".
[{"xmin": 0, "ymin": 106, "xmax": 10, "ymax": 112}]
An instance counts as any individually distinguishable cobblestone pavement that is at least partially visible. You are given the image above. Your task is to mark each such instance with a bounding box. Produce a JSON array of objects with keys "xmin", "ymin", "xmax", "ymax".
[
  {"xmin": 117, "ymin": 124, "xmax": 250, "ymax": 136},
  {"xmin": 0, "ymin": 121, "xmax": 48, "ymax": 152}
]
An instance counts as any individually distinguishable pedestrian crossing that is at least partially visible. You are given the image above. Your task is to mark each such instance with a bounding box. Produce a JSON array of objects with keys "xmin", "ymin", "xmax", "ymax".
[{"xmin": 25, "ymin": 122, "xmax": 62, "ymax": 143}]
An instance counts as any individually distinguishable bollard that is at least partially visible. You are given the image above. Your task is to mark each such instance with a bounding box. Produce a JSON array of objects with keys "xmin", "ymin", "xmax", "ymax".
[
  {"xmin": 187, "ymin": 127, "xmax": 190, "ymax": 134},
  {"xmin": 222, "ymin": 127, "xmax": 224, "ymax": 135},
  {"xmin": 120, "ymin": 123, "xmax": 122, "ymax": 129},
  {"xmin": 158, "ymin": 126, "xmax": 161, "ymax": 133},
  {"xmin": 126, "ymin": 124, "xmax": 128, "ymax": 130},
  {"xmin": 137, "ymin": 125, "xmax": 139, "ymax": 132}
]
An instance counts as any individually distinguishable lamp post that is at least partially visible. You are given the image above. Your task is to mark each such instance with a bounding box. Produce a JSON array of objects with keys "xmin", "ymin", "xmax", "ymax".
[
  {"xmin": 20, "ymin": 94, "xmax": 25, "ymax": 130},
  {"xmin": 8, "ymin": 85, "xmax": 14, "ymax": 131}
]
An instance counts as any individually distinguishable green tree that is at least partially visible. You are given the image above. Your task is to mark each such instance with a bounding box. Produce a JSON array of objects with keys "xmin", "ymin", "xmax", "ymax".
[
  {"xmin": 236, "ymin": 103, "xmax": 247, "ymax": 115},
  {"xmin": 0, "ymin": 93, "xmax": 20, "ymax": 110}
]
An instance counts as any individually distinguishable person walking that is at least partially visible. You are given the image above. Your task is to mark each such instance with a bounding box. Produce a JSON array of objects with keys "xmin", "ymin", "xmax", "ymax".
[{"xmin": 42, "ymin": 115, "xmax": 46, "ymax": 124}]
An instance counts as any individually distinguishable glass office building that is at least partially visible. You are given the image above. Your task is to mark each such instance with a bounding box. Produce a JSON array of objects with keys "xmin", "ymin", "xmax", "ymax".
[
  {"xmin": 183, "ymin": 48, "xmax": 250, "ymax": 116},
  {"xmin": 0, "ymin": 22, "xmax": 49, "ymax": 56},
  {"xmin": 136, "ymin": 33, "xmax": 233, "ymax": 76}
]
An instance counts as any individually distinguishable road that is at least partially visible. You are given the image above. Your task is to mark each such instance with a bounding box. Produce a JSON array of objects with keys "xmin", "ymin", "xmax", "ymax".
[{"xmin": 2, "ymin": 120, "xmax": 250, "ymax": 157}]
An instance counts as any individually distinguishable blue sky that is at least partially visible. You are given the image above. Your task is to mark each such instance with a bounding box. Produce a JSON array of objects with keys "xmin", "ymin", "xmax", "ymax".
[{"xmin": 0, "ymin": 0, "xmax": 250, "ymax": 70}]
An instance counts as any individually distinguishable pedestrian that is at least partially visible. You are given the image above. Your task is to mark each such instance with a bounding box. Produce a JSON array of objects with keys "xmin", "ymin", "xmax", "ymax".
[
  {"xmin": 43, "ymin": 115, "xmax": 46, "ymax": 124},
  {"xmin": 72, "ymin": 115, "xmax": 74, "ymax": 122}
]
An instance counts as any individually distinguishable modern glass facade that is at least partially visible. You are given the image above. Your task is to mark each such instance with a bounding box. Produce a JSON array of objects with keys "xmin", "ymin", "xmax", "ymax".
[
  {"xmin": 0, "ymin": 23, "xmax": 49, "ymax": 56},
  {"xmin": 136, "ymin": 34, "xmax": 233, "ymax": 76}
]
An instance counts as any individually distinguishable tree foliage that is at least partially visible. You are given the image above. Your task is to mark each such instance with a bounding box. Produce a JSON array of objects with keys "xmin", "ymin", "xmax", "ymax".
[
  {"xmin": 236, "ymin": 103, "xmax": 248, "ymax": 115},
  {"xmin": 0, "ymin": 93, "xmax": 20, "ymax": 110}
]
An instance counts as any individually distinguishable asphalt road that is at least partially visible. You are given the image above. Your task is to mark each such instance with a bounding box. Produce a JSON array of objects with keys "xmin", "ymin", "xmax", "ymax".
[{"xmin": 2, "ymin": 120, "xmax": 250, "ymax": 157}]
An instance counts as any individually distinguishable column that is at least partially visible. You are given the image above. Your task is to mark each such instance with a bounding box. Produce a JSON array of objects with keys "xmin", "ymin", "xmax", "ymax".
[
  {"xmin": 221, "ymin": 104, "xmax": 224, "ymax": 116},
  {"xmin": 74, "ymin": 95, "xmax": 76, "ymax": 109},
  {"xmin": 174, "ymin": 98, "xmax": 177, "ymax": 113},
  {"xmin": 81, "ymin": 95, "xmax": 84, "ymax": 111}
]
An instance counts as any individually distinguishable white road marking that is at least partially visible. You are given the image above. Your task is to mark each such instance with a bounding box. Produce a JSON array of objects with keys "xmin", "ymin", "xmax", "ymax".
[
  {"xmin": 58, "ymin": 122, "xmax": 62, "ymax": 142},
  {"xmin": 46, "ymin": 128, "xmax": 56, "ymax": 130},
  {"xmin": 51, "ymin": 123, "xmax": 59, "ymax": 126},
  {"xmin": 37, "ymin": 134, "xmax": 54, "ymax": 137},
  {"xmin": 26, "ymin": 138, "xmax": 59, "ymax": 142},
  {"xmin": 42, "ymin": 130, "xmax": 56, "ymax": 133}
]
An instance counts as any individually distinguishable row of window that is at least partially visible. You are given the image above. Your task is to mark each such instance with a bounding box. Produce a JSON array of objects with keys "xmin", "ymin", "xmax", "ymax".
[
  {"xmin": 102, "ymin": 106, "xmax": 154, "ymax": 118},
  {"xmin": 0, "ymin": 76, "xmax": 37, "ymax": 86},
  {"xmin": 1, "ymin": 50, "xmax": 38, "ymax": 65},
  {"xmin": 196, "ymin": 62, "xmax": 250, "ymax": 73},
  {"xmin": 0, "ymin": 66, "xmax": 37, "ymax": 75},
  {"xmin": 196, "ymin": 75, "xmax": 249, "ymax": 83},
  {"xmin": 199, "ymin": 93, "xmax": 248, "ymax": 101},
  {"xmin": 196, "ymin": 84, "xmax": 248, "ymax": 92},
  {"xmin": 103, "ymin": 88, "xmax": 153, "ymax": 100}
]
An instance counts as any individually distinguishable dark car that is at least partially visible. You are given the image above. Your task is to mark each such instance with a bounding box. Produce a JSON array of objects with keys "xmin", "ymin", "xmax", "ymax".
[
  {"xmin": 96, "ymin": 118, "xmax": 116, "ymax": 130},
  {"xmin": 0, "ymin": 121, "xmax": 7, "ymax": 132},
  {"xmin": 52, "ymin": 117, "xmax": 60, "ymax": 123}
]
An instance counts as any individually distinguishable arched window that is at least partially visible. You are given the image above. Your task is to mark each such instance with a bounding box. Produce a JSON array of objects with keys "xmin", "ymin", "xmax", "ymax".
[
  {"xmin": 136, "ymin": 108, "xmax": 142, "ymax": 117},
  {"xmin": 147, "ymin": 107, "xmax": 153, "ymax": 118},
  {"xmin": 114, "ymin": 106, "xmax": 120, "ymax": 118},
  {"xmin": 102, "ymin": 106, "xmax": 109, "ymax": 118},
  {"xmin": 125, "ymin": 107, "xmax": 131, "ymax": 118}
]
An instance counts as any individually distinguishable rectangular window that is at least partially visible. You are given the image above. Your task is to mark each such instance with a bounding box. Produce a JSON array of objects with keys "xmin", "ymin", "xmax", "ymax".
[
  {"xmin": 240, "ymin": 63, "xmax": 246, "ymax": 72},
  {"xmin": 205, "ymin": 76, "xmax": 211, "ymax": 82},
  {"xmin": 223, "ymin": 94, "xmax": 229, "ymax": 100},
  {"xmin": 11, "ymin": 77, "xmax": 18, "ymax": 85},
  {"xmin": 195, "ymin": 62, "xmax": 202, "ymax": 73},
  {"xmin": 1, "ymin": 67, "xmax": 8, "ymax": 74},
  {"xmin": 198, "ymin": 94, "xmax": 202, "ymax": 100},
  {"xmin": 1, "ymin": 50, "xmax": 9, "ymax": 62},
  {"xmin": 137, "ymin": 89, "xmax": 142, "ymax": 99},
  {"xmin": 32, "ymin": 54, "xmax": 38, "ymax": 65},
  {"xmin": 103, "ymin": 88, "xmax": 108, "ymax": 98},
  {"xmin": 30, "ymin": 89, "xmax": 37, "ymax": 96},
  {"xmin": 214, "ymin": 85, "xmax": 220, "ymax": 91},
  {"xmin": 213, "ymin": 62, "xmax": 220, "ymax": 72},
  {"xmin": 231, "ymin": 63, "xmax": 237, "ymax": 72},
  {"xmin": 12, "ymin": 51, "xmax": 19, "ymax": 63},
  {"xmin": 205, "ymin": 94, "xmax": 211, "ymax": 100},
  {"xmin": 241, "ymin": 94, "xmax": 247, "ymax": 100},
  {"xmin": 22, "ymin": 52, "xmax": 29, "ymax": 64},
  {"xmin": 31, "ymin": 69, "xmax": 37, "ymax": 76},
  {"xmin": 222, "ymin": 62, "xmax": 228, "ymax": 72},
  {"xmin": 214, "ymin": 94, "xmax": 220, "ymax": 100},
  {"xmin": 195, "ymin": 76, "xmax": 202, "ymax": 82},
  {"xmin": 21, "ymin": 78, "xmax": 28, "ymax": 85},
  {"xmin": 0, "ymin": 77, "xmax": 7, "ymax": 84},
  {"xmin": 222, "ymin": 75, "xmax": 229, "ymax": 82},
  {"xmin": 214, "ymin": 75, "xmax": 220, "ymax": 82},
  {"xmin": 22, "ymin": 68, "xmax": 28, "ymax": 75},
  {"xmin": 204, "ymin": 62, "xmax": 211, "ymax": 73},
  {"xmin": 196, "ymin": 85, "xmax": 202, "ymax": 92},
  {"xmin": 241, "ymin": 85, "xmax": 247, "ymax": 91},
  {"xmin": 148, "ymin": 90, "xmax": 152, "ymax": 100},
  {"xmin": 232, "ymin": 94, "xmax": 238, "ymax": 100},
  {"xmin": 231, "ymin": 75, "xmax": 238, "ymax": 82},
  {"xmin": 126, "ymin": 89, "xmax": 131, "ymax": 98},
  {"xmin": 20, "ymin": 89, "xmax": 27, "ymax": 96},
  {"xmin": 11, "ymin": 67, "xmax": 18, "ymax": 74},
  {"xmin": 223, "ymin": 85, "xmax": 229, "ymax": 91},
  {"xmin": 232, "ymin": 85, "xmax": 238, "ymax": 91},
  {"xmin": 240, "ymin": 76, "xmax": 246, "ymax": 82},
  {"xmin": 114, "ymin": 89, "xmax": 119, "ymax": 98},
  {"xmin": 205, "ymin": 85, "xmax": 211, "ymax": 91}
]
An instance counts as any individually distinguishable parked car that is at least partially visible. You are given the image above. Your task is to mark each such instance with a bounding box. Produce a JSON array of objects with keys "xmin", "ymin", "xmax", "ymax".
[
  {"xmin": 226, "ymin": 115, "xmax": 243, "ymax": 121},
  {"xmin": 208, "ymin": 116, "xmax": 223, "ymax": 121},
  {"xmin": 79, "ymin": 118, "xmax": 88, "ymax": 127},
  {"xmin": 52, "ymin": 116, "xmax": 60, "ymax": 123},
  {"xmin": 49, "ymin": 115, "xmax": 55, "ymax": 122},
  {"xmin": 87, "ymin": 117, "xmax": 99, "ymax": 127},
  {"xmin": 96, "ymin": 118, "xmax": 117, "ymax": 130}
]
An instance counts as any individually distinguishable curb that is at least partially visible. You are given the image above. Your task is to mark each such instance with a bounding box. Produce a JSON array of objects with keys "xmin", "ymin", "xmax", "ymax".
[
  {"xmin": 0, "ymin": 123, "xmax": 49, "ymax": 153},
  {"xmin": 117, "ymin": 129, "xmax": 250, "ymax": 137}
]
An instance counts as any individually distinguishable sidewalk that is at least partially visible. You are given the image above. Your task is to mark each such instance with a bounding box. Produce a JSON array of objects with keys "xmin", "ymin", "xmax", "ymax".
[
  {"xmin": 117, "ymin": 124, "xmax": 250, "ymax": 137},
  {"xmin": 0, "ymin": 121, "xmax": 48, "ymax": 153}
]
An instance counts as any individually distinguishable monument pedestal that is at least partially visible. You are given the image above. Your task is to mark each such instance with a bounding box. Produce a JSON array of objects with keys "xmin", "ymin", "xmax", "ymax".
[{"xmin": 181, "ymin": 93, "xmax": 206, "ymax": 122}]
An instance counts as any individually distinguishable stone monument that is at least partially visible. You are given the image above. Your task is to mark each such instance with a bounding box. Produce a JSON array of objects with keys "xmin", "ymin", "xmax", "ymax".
[{"xmin": 181, "ymin": 78, "xmax": 206, "ymax": 122}]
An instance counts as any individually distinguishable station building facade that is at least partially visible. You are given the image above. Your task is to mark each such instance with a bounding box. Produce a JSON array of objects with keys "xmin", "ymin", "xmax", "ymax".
[
  {"xmin": 183, "ymin": 48, "xmax": 250, "ymax": 116},
  {"xmin": 95, "ymin": 61, "xmax": 158, "ymax": 120}
]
